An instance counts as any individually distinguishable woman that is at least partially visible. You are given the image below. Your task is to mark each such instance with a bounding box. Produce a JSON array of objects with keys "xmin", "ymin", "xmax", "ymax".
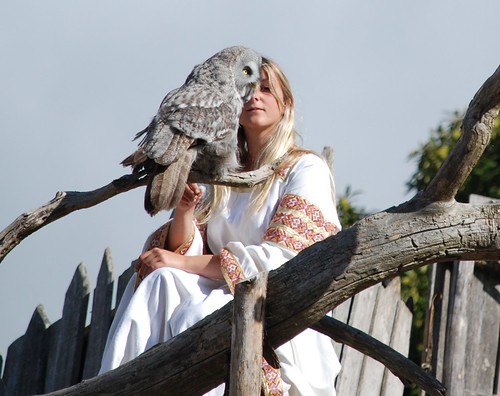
[{"xmin": 99, "ymin": 56, "xmax": 342, "ymax": 395}]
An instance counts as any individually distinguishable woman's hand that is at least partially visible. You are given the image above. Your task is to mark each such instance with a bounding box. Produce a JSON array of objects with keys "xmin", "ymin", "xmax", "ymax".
[
  {"xmin": 176, "ymin": 183, "xmax": 202, "ymax": 213},
  {"xmin": 135, "ymin": 249, "xmax": 223, "ymax": 281},
  {"xmin": 166, "ymin": 183, "xmax": 202, "ymax": 251},
  {"xmin": 135, "ymin": 247, "xmax": 186, "ymax": 279}
]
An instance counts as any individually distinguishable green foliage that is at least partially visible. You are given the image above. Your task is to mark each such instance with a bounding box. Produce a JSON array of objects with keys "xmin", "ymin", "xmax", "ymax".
[{"xmin": 337, "ymin": 185, "xmax": 369, "ymax": 227}]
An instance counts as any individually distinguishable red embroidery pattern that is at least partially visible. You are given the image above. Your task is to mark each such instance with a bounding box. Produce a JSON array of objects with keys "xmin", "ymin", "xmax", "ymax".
[
  {"xmin": 262, "ymin": 358, "xmax": 284, "ymax": 396},
  {"xmin": 264, "ymin": 194, "xmax": 338, "ymax": 252},
  {"xmin": 146, "ymin": 223, "xmax": 169, "ymax": 250},
  {"xmin": 220, "ymin": 248, "xmax": 245, "ymax": 294}
]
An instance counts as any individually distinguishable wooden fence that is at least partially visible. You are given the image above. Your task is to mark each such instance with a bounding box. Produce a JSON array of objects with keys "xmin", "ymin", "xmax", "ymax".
[
  {"xmin": 419, "ymin": 194, "xmax": 500, "ymax": 396},
  {"xmin": 2, "ymin": 191, "xmax": 498, "ymax": 395},
  {"xmin": 0, "ymin": 248, "xmax": 413, "ymax": 396},
  {"xmin": 0, "ymin": 249, "xmax": 135, "ymax": 395}
]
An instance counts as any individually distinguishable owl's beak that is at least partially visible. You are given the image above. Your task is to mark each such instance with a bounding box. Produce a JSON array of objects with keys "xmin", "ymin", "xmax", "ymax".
[{"xmin": 242, "ymin": 82, "xmax": 259, "ymax": 103}]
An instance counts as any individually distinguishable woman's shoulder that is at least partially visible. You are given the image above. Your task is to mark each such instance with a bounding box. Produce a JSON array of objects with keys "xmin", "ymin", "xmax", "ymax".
[
  {"xmin": 278, "ymin": 151, "xmax": 329, "ymax": 180},
  {"xmin": 295, "ymin": 152, "xmax": 328, "ymax": 167}
]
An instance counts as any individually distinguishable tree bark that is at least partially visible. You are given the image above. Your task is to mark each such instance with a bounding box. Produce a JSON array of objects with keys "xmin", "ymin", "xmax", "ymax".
[
  {"xmin": 311, "ymin": 316, "xmax": 446, "ymax": 396},
  {"xmin": 0, "ymin": 160, "xmax": 282, "ymax": 265},
  {"xmin": 422, "ymin": 65, "xmax": 500, "ymax": 202},
  {"xmin": 45, "ymin": 201, "xmax": 499, "ymax": 395},
  {"xmin": 229, "ymin": 273, "xmax": 268, "ymax": 396}
]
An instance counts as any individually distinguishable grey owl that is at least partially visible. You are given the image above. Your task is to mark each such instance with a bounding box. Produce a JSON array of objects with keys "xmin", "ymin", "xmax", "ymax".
[{"xmin": 122, "ymin": 46, "xmax": 262, "ymax": 215}]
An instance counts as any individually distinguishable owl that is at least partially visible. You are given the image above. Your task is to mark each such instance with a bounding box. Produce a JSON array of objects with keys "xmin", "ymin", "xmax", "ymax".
[{"xmin": 122, "ymin": 46, "xmax": 262, "ymax": 215}]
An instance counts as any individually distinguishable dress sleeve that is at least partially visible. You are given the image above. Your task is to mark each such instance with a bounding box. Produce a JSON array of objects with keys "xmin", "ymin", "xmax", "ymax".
[
  {"xmin": 220, "ymin": 154, "xmax": 341, "ymax": 294},
  {"xmin": 142, "ymin": 221, "xmax": 199, "ymax": 255}
]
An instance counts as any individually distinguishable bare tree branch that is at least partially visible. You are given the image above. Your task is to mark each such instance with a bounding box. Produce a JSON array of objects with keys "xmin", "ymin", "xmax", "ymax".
[
  {"xmin": 421, "ymin": 65, "xmax": 500, "ymax": 202},
  {"xmin": 0, "ymin": 160, "xmax": 282, "ymax": 264},
  {"xmin": 188, "ymin": 156, "xmax": 284, "ymax": 187},
  {"xmin": 311, "ymin": 316, "xmax": 447, "ymax": 396},
  {"xmin": 45, "ymin": 202, "xmax": 499, "ymax": 395}
]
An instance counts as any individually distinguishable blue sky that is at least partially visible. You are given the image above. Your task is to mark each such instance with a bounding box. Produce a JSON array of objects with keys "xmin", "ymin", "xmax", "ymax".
[{"xmin": 1, "ymin": 0, "xmax": 499, "ymax": 362}]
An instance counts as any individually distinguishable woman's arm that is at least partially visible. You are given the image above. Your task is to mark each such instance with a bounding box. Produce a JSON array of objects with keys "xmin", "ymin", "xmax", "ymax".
[
  {"xmin": 136, "ymin": 248, "xmax": 223, "ymax": 280},
  {"xmin": 165, "ymin": 183, "xmax": 202, "ymax": 251}
]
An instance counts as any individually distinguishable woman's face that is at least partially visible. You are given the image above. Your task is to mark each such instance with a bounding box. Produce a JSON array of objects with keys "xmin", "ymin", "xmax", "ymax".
[{"xmin": 239, "ymin": 70, "xmax": 284, "ymax": 137}]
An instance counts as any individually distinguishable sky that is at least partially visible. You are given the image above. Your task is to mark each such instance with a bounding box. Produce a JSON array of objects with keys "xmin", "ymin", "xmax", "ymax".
[{"xmin": 1, "ymin": 0, "xmax": 499, "ymax": 365}]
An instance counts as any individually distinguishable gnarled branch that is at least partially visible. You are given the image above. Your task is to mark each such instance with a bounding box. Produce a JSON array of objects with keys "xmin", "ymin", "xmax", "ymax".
[
  {"xmin": 45, "ymin": 202, "xmax": 499, "ymax": 395},
  {"xmin": 421, "ymin": 65, "xmax": 500, "ymax": 202},
  {"xmin": 311, "ymin": 316, "xmax": 446, "ymax": 396},
  {"xmin": 0, "ymin": 160, "xmax": 282, "ymax": 264}
]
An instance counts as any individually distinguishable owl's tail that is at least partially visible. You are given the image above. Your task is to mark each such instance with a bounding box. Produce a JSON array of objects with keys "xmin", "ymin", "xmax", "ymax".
[{"xmin": 145, "ymin": 148, "xmax": 196, "ymax": 215}]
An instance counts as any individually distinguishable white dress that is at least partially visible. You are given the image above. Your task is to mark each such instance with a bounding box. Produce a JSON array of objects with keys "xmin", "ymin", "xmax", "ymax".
[{"xmin": 99, "ymin": 154, "xmax": 342, "ymax": 395}]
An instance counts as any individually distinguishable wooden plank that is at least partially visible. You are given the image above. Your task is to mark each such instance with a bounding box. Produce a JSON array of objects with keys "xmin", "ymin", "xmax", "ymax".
[
  {"xmin": 381, "ymin": 298, "xmax": 412, "ymax": 395},
  {"xmin": 16, "ymin": 305, "xmax": 51, "ymax": 395},
  {"xmin": 331, "ymin": 297, "xmax": 352, "ymax": 358},
  {"xmin": 421, "ymin": 263, "xmax": 436, "ymax": 377},
  {"xmin": 44, "ymin": 319, "xmax": 61, "ymax": 392},
  {"xmin": 229, "ymin": 272, "xmax": 268, "ymax": 396},
  {"xmin": 1, "ymin": 336, "xmax": 24, "ymax": 396},
  {"xmin": 312, "ymin": 315, "xmax": 445, "ymax": 396},
  {"xmin": 0, "ymin": 355, "xmax": 4, "ymax": 396},
  {"xmin": 443, "ymin": 260, "xmax": 475, "ymax": 395},
  {"xmin": 464, "ymin": 264, "xmax": 500, "ymax": 394},
  {"xmin": 465, "ymin": 194, "xmax": 500, "ymax": 394},
  {"xmin": 335, "ymin": 283, "xmax": 379, "ymax": 395},
  {"xmin": 44, "ymin": 263, "xmax": 91, "ymax": 392},
  {"xmin": 82, "ymin": 248, "xmax": 114, "ymax": 380},
  {"xmin": 0, "ymin": 306, "xmax": 50, "ymax": 396},
  {"xmin": 423, "ymin": 262, "xmax": 453, "ymax": 381},
  {"xmin": 357, "ymin": 278, "xmax": 400, "ymax": 396}
]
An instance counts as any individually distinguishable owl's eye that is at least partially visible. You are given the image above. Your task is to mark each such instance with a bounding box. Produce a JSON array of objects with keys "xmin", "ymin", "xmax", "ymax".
[{"xmin": 242, "ymin": 67, "xmax": 252, "ymax": 75}]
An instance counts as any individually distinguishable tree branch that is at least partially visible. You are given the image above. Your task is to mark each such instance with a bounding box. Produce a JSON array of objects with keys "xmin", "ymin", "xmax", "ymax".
[
  {"xmin": 45, "ymin": 201, "xmax": 499, "ymax": 395},
  {"xmin": 311, "ymin": 316, "xmax": 446, "ymax": 396},
  {"xmin": 422, "ymin": 65, "xmax": 500, "ymax": 202},
  {"xmin": 0, "ymin": 161, "xmax": 281, "ymax": 264},
  {"xmin": 188, "ymin": 156, "xmax": 284, "ymax": 187}
]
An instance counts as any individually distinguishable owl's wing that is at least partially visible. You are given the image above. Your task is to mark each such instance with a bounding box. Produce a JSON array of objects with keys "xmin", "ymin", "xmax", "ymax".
[
  {"xmin": 164, "ymin": 102, "xmax": 236, "ymax": 142},
  {"xmin": 134, "ymin": 84, "xmax": 239, "ymax": 168},
  {"xmin": 160, "ymin": 84, "xmax": 238, "ymax": 142}
]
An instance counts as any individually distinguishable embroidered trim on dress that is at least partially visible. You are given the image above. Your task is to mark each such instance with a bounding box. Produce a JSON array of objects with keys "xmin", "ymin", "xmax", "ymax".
[
  {"xmin": 146, "ymin": 223, "xmax": 170, "ymax": 250},
  {"xmin": 220, "ymin": 248, "xmax": 245, "ymax": 294},
  {"xmin": 264, "ymin": 194, "xmax": 338, "ymax": 252},
  {"xmin": 262, "ymin": 358, "xmax": 284, "ymax": 396}
]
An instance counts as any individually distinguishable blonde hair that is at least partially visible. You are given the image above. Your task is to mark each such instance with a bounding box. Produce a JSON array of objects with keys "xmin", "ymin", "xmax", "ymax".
[{"xmin": 196, "ymin": 57, "xmax": 313, "ymax": 223}]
